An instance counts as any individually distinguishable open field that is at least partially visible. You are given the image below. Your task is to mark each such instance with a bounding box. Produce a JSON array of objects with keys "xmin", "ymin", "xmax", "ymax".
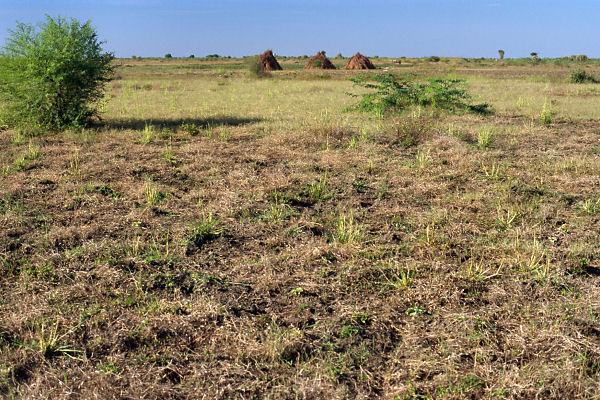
[{"xmin": 1, "ymin": 57, "xmax": 599, "ymax": 399}]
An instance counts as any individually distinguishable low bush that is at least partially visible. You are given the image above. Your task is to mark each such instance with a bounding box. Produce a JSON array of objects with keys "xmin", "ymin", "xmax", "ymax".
[
  {"xmin": 348, "ymin": 73, "xmax": 491, "ymax": 116},
  {"xmin": 570, "ymin": 69, "xmax": 599, "ymax": 84}
]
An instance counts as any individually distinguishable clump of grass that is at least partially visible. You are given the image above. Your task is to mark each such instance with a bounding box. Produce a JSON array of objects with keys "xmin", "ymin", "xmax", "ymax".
[
  {"xmin": 496, "ymin": 205, "xmax": 519, "ymax": 230},
  {"xmin": 413, "ymin": 148, "xmax": 431, "ymax": 170},
  {"xmin": 69, "ymin": 148, "xmax": 81, "ymax": 175},
  {"xmin": 391, "ymin": 116, "xmax": 431, "ymax": 147},
  {"xmin": 476, "ymin": 126, "xmax": 495, "ymax": 150},
  {"xmin": 481, "ymin": 161, "xmax": 504, "ymax": 181},
  {"xmin": 35, "ymin": 323, "xmax": 81, "ymax": 359},
  {"xmin": 333, "ymin": 211, "xmax": 362, "ymax": 244},
  {"xmin": 84, "ymin": 183, "xmax": 120, "ymax": 198},
  {"xmin": 347, "ymin": 128, "xmax": 369, "ymax": 149},
  {"xmin": 162, "ymin": 145, "xmax": 180, "ymax": 165},
  {"xmin": 13, "ymin": 142, "xmax": 41, "ymax": 171},
  {"xmin": 98, "ymin": 362, "xmax": 119, "ymax": 375},
  {"xmin": 262, "ymin": 194, "xmax": 296, "ymax": 222},
  {"xmin": 143, "ymin": 179, "xmax": 166, "ymax": 207},
  {"xmin": 187, "ymin": 214, "xmax": 223, "ymax": 248},
  {"xmin": 540, "ymin": 98, "xmax": 553, "ymax": 125},
  {"xmin": 464, "ymin": 261, "xmax": 500, "ymax": 282},
  {"xmin": 180, "ymin": 122, "xmax": 200, "ymax": 136},
  {"xmin": 11, "ymin": 130, "xmax": 27, "ymax": 145},
  {"xmin": 580, "ymin": 197, "xmax": 600, "ymax": 214},
  {"xmin": 141, "ymin": 123, "xmax": 155, "ymax": 144},
  {"xmin": 570, "ymin": 69, "xmax": 599, "ymax": 84},
  {"xmin": 303, "ymin": 174, "xmax": 330, "ymax": 203}
]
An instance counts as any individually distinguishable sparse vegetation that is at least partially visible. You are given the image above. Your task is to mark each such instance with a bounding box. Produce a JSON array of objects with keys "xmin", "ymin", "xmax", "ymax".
[
  {"xmin": 476, "ymin": 126, "xmax": 495, "ymax": 149},
  {"xmin": 540, "ymin": 97, "xmax": 554, "ymax": 124},
  {"xmin": 1, "ymin": 54, "xmax": 600, "ymax": 399}
]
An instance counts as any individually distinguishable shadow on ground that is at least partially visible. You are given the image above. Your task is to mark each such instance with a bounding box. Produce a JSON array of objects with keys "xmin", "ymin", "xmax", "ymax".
[{"xmin": 101, "ymin": 116, "xmax": 263, "ymax": 131}]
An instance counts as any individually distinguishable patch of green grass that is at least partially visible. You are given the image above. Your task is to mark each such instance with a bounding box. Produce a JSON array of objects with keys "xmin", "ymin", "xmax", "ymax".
[
  {"xmin": 180, "ymin": 122, "xmax": 200, "ymax": 136},
  {"xmin": 98, "ymin": 362, "xmax": 119, "ymax": 375},
  {"xmin": 413, "ymin": 148, "xmax": 431, "ymax": 170},
  {"xmin": 34, "ymin": 323, "xmax": 82, "ymax": 360},
  {"xmin": 162, "ymin": 146, "xmax": 180, "ymax": 165},
  {"xmin": 579, "ymin": 197, "xmax": 600, "ymax": 214},
  {"xmin": 540, "ymin": 98, "xmax": 553, "ymax": 125},
  {"xmin": 476, "ymin": 126, "xmax": 495, "ymax": 150},
  {"xmin": 332, "ymin": 211, "xmax": 362, "ymax": 244},
  {"xmin": 405, "ymin": 306, "xmax": 426, "ymax": 316},
  {"xmin": 302, "ymin": 174, "xmax": 331, "ymax": 203},
  {"xmin": 187, "ymin": 214, "xmax": 223, "ymax": 249},
  {"xmin": 12, "ymin": 142, "xmax": 40, "ymax": 172},
  {"xmin": 140, "ymin": 123, "xmax": 156, "ymax": 144},
  {"xmin": 84, "ymin": 183, "xmax": 121, "ymax": 198},
  {"xmin": 143, "ymin": 179, "xmax": 167, "ymax": 207}
]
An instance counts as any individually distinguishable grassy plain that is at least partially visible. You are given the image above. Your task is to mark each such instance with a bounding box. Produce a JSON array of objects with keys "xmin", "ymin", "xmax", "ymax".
[{"xmin": 1, "ymin": 57, "xmax": 600, "ymax": 399}]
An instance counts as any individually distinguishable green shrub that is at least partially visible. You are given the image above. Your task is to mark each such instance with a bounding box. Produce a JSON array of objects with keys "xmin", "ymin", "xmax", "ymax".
[
  {"xmin": 570, "ymin": 69, "xmax": 599, "ymax": 84},
  {"xmin": 0, "ymin": 16, "xmax": 114, "ymax": 132},
  {"xmin": 348, "ymin": 73, "xmax": 491, "ymax": 116},
  {"xmin": 164, "ymin": 53, "xmax": 173, "ymax": 59}
]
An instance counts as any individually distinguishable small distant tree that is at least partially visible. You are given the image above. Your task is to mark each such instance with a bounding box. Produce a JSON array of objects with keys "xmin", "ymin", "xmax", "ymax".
[
  {"xmin": 0, "ymin": 16, "xmax": 114, "ymax": 132},
  {"xmin": 189, "ymin": 54, "xmax": 195, "ymax": 59},
  {"xmin": 164, "ymin": 53, "xmax": 173, "ymax": 59},
  {"xmin": 530, "ymin": 52, "xmax": 540, "ymax": 63},
  {"xmin": 498, "ymin": 49, "xmax": 505, "ymax": 60}
]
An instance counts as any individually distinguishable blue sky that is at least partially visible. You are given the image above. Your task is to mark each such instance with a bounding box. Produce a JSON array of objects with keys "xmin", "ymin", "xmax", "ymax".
[{"xmin": 0, "ymin": 0, "xmax": 598, "ymax": 58}]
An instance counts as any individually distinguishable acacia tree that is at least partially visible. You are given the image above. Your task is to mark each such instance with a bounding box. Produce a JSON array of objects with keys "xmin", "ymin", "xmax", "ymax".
[
  {"xmin": 0, "ymin": 16, "xmax": 114, "ymax": 132},
  {"xmin": 530, "ymin": 52, "xmax": 540, "ymax": 63},
  {"xmin": 498, "ymin": 49, "xmax": 505, "ymax": 60}
]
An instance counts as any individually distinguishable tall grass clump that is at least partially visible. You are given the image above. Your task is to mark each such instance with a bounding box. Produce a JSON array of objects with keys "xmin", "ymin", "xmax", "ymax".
[
  {"xmin": 540, "ymin": 98, "xmax": 553, "ymax": 125},
  {"xmin": 348, "ymin": 73, "xmax": 491, "ymax": 117},
  {"xmin": 0, "ymin": 16, "xmax": 114, "ymax": 133}
]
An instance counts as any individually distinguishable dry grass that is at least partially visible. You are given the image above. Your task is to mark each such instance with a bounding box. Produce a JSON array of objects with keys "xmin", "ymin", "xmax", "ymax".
[{"xmin": 1, "ymin": 58, "xmax": 599, "ymax": 399}]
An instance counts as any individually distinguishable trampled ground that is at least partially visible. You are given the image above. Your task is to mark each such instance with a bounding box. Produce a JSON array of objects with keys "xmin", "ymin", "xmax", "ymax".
[{"xmin": 1, "ymin": 58, "xmax": 599, "ymax": 399}]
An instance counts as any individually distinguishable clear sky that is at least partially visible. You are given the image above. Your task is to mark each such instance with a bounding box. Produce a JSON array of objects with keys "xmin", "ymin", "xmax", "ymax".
[{"xmin": 0, "ymin": 0, "xmax": 599, "ymax": 58}]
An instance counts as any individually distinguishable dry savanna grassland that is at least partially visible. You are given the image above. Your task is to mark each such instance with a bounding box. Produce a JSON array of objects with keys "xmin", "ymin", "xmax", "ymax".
[{"xmin": 1, "ymin": 56, "xmax": 600, "ymax": 399}]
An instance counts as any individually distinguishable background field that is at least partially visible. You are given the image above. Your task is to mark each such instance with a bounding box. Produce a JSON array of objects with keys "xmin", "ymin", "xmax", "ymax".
[{"xmin": 1, "ymin": 57, "xmax": 599, "ymax": 399}]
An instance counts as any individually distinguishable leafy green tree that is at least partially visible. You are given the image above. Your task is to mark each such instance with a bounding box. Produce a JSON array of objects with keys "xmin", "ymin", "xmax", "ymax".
[
  {"xmin": 498, "ymin": 49, "xmax": 505, "ymax": 60},
  {"xmin": 0, "ymin": 16, "xmax": 114, "ymax": 132},
  {"xmin": 348, "ymin": 73, "xmax": 491, "ymax": 116}
]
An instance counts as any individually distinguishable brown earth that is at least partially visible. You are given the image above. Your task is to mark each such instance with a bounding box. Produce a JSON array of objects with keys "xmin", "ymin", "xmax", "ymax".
[
  {"xmin": 345, "ymin": 53, "xmax": 376, "ymax": 70},
  {"xmin": 305, "ymin": 51, "xmax": 336, "ymax": 70},
  {"xmin": 259, "ymin": 50, "xmax": 283, "ymax": 71}
]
